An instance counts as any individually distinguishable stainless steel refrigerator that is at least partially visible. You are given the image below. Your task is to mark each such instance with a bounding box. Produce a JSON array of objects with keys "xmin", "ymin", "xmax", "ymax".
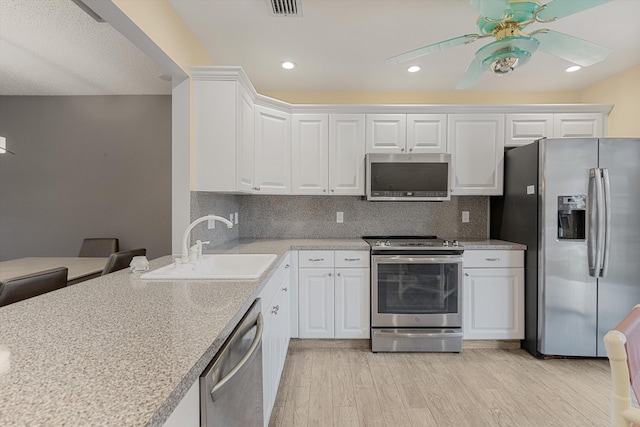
[{"xmin": 490, "ymin": 138, "xmax": 640, "ymax": 357}]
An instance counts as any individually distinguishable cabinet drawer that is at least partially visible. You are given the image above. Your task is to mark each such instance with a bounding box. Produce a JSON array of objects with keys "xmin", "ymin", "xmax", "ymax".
[
  {"xmin": 463, "ymin": 250, "xmax": 523, "ymax": 268},
  {"xmin": 334, "ymin": 251, "xmax": 369, "ymax": 268},
  {"xmin": 299, "ymin": 250, "xmax": 334, "ymax": 268}
]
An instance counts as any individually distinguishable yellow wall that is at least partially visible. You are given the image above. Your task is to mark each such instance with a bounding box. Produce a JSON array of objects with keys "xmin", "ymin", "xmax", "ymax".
[
  {"xmin": 261, "ymin": 90, "xmax": 581, "ymax": 105},
  {"xmin": 111, "ymin": 0, "xmax": 213, "ymax": 74},
  {"xmin": 579, "ymin": 66, "xmax": 640, "ymax": 137}
]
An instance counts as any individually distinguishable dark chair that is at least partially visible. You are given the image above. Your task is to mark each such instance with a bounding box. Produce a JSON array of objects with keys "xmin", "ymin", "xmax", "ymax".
[
  {"xmin": 0, "ymin": 267, "xmax": 68, "ymax": 307},
  {"xmin": 101, "ymin": 248, "xmax": 147, "ymax": 275},
  {"xmin": 79, "ymin": 238, "xmax": 119, "ymax": 257}
]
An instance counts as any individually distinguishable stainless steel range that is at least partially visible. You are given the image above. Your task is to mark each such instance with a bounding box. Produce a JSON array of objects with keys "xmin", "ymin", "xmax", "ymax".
[{"xmin": 364, "ymin": 236, "xmax": 464, "ymax": 352}]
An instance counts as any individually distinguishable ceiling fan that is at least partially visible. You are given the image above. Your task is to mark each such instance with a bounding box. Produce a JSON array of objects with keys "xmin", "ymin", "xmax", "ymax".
[{"xmin": 386, "ymin": 0, "xmax": 615, "ymax": 89}]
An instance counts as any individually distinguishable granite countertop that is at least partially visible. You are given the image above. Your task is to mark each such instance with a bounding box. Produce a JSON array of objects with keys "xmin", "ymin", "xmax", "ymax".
[
  {"xmin": 459, "ymin": 239, "xmax": 527, "ymax": 250},
  {"xmin": 0, "ymin": 238, "xmax": 368, "ymax": 427}
]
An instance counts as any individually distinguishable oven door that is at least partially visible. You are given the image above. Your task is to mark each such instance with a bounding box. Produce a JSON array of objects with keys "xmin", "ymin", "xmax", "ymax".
[{"xmin": 371, "ymin": 254, "xmax": 463, "ymax": 328}]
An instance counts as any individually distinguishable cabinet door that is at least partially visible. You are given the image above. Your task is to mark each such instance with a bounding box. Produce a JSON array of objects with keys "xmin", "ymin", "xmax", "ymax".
[
  {"xmin": 254, "ymin": 105, "xmax": 291, "ymax": 194},
  {"xmin": 448, "ymin": 114, "xmax": 505, "ymax": 196},
  {"xmin": 237, "ymin": 85, "xmax": 255, "ymax": 192},
  {"xmin": 463, "ymin": 268, "xmax": 524, "ymax": 340},
  {"xmin": 335, "ymin": 268, "xmax": 370, "ymax": 339},
  {"xmin": 329, "ymin": 114, "xmax": 366, "ymax": 195},
  {"xmin": 298, "ymin": 268, "xmax": 334, "ymax": 338},
  {"xmin": 407, "ymin": 114, "xmax": 447, "ymax": 153},
  {"xmin": 292, "ymin": 114, "xmax": 328, "ymax": 194},
  {"xmin": 553, "ymin": 113, "xmax": 604, "ymax": 138},
  {"xmin": 262, "ymin": 295, "xmax": 277, "ymax": 424},
  {"xmin": 365, "ymin": 114, "xmax": 407, "ymax": 153},
  {"xmin": 505, "ymin": 113, "xmax": 553, "ymax": 147}
]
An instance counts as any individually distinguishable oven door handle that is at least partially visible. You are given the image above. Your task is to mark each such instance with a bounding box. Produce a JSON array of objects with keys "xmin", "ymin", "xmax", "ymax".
[{"xmin": 372, "ymin": 255, "xmax": 463, "ymax": 264}]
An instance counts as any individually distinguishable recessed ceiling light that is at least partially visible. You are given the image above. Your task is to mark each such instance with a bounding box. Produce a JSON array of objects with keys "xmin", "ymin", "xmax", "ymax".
[
  {"xmin": 281, "ymin": 61, "xmax": 296, "ymax": 70},
  {"xmin": 565, "ymin": 65, "xmax": 581, "ymax": 73},
  {"xmin": 407, "ymin": 65, "xmax": 421, "ymax": 73}
]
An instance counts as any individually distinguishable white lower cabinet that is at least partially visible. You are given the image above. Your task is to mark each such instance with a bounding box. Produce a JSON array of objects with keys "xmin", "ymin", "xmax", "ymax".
[
  {"xmin": 298, "ymin": 250, "xmax": 370, "ymax": 339},
  {"xmin": 259, "ymin": 253, "xmax": 291, "ymax": 426},
  {"xmin": 463, "ymin": 250, "xmax": 524, "ymax": 340}
]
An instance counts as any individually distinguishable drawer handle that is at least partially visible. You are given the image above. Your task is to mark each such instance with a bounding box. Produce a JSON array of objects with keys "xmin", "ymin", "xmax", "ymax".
[
  {"xmin": 344, "ymin": 258, "xmax": 361, "ymax": 261},
  {"xmin": 285, "ymin": 264, "xmax": 290, "ymax": 269},
  {"xmin": 282, "ymin": 287, "xmax": 288, "ymax": 292},
  {"xmin": 308, "ymin": 258, "xmax": 325, "ymax": 262},
  {"xmin": 464, "ymin": 273, "xmax": 469, "ymax": 276},
  {"xmin": 272, "ymin": 305, "xmax": 279, "ymax": 315},
  {"xmin": 337, "ymin": 272, "xmax": 341, "ymax": 276},
  {"xmin": 328, "ymin": 273, "xmax": 332, "ymax": 277},
  {"xmin": 485, "ymin": 258, "xmax": 502, "ymax": 261}
]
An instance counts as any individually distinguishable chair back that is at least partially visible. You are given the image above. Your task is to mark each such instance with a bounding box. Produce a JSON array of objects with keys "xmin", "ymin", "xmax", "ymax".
[
  {"xmin": 79, "ymin": 238, "xmax": 119, "ymax": 257},
  {"xmin": 102, "ymin": 248, "xmax": 146, "ymax": 275},
  {"xmin": 605, "ymin": 304, "xmax": 640, "ymax": 427},
  {"xmin": 0, "ymin": 267, "xmax": 68, "ymax": 307}
]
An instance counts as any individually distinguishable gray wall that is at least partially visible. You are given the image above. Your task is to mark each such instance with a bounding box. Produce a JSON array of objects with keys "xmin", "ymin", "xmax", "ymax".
[
  {"xmin": 191, "ymin": 192, "xmax": 488, "ymax": 245},
  {"xmin": 0, "ymin": 96, "xmax": 172, "ymax": 261}
]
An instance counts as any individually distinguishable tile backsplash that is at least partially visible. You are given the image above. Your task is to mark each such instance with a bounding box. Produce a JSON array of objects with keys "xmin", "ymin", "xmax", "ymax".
[{"xmin": 192, "ymin": 192, "xmax": 488, "ymax": 244}]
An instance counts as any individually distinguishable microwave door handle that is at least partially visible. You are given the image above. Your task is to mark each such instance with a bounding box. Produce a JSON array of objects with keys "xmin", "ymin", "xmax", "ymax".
[
  {"xmin": 587, "ymin": 169, "xmax": 600, "ymax": 277},
  {"xmin": 601, "ymin": 168, "xmax": 612, "ymax": 278}
]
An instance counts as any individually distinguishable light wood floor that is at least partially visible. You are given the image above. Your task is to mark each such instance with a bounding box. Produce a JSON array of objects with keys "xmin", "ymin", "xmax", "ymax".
[{"xmin": 269, "ymin": 341, "xmax": 611, "ymax": 427}]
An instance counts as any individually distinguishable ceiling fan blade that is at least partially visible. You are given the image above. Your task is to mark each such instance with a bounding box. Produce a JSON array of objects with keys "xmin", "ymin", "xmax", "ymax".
[
  {"xmin": 385, "ymin": 34, "xmax": 478, "ymax": 65},
  {"xmin": 455, "ymin": 57, "xmax": 484, "ymax": 90},
  {"xmin": 533, "ymin": 29, "xmax": 613, "ymax": 67},
  {"xmin": 468, "ymin": 0, "xmax": 510, "ymax": 20},
  {"xmin": 537, "ymin": 0, "xmax": 614, "ymax": 20}
]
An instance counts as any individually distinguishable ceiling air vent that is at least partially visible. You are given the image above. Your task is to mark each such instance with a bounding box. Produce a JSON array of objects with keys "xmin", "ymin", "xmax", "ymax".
[{"xmin": 266, "ymin": 0, "xmax": 302, "ymax": 17}]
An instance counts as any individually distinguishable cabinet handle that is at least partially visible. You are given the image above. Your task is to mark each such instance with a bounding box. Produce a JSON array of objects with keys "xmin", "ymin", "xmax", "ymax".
[
  {"xmin": 328, "ymin": 273, "xmax": 332, "ymax": 277},
  {"xmin": 331, "ymin": 189, "xmax": 335, "ymax": 192},
  {"xmin": 465, "ymin": 273, "xmax": 469, "ymax": 276},
  {"xmin": 253, "ymin": 186, "xmax": 261, "ymax": 191},
  {"xmin": 337, "ymin": 272, "xmax": 341, "ymax": 276},
  {"xmin": 401, "ymin": 148, "xmax": 405, "ymax": 152},
  {"xmin": 323, "ymin": 189, "xmax": 327, "ymax": 192},
  {"xmin": 285, "ymin": 264, "xmax": 290, "ymax": 269},
  {"xmin": 344, "ymin": 258, "xmax": 360, "ymax": 261},
  {"xmin": 272, "ymin": 305, "xmax": 279, "ymax": 315},
  {"xmin": 485, "ymin": 258, "xmax": 502, "ymax": 261},
  {"xmin": 308, "ymin": 258, "xmax": 325, "ymax": 262},
  {"xmin": 282, "ymin": 287, "xmax": 288, "ymax": 292},
  {"xmin": 409, "ymin": 148, "xmax": 413, "ymax": 152}
]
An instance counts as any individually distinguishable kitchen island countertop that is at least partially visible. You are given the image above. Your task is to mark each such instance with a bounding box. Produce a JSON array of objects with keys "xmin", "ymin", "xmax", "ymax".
[{"xmin": 0, "ymin": 238, "xmax": 367, "ymax": 427}]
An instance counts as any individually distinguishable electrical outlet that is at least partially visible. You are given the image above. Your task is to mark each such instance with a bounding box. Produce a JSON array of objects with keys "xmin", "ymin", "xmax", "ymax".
[
  {"xmin": 336, "ymin": 212, "xmax": 344, "ymax": 223},
  {"xmin": 208, "ymin": 216, "xmax": 215, "ymax": 229},
  {"xmin": 234, "ymin": 212, "xmax": 238, "ymax": 225},
  {"xmin": 230, "ymin": 213, "xmax": 234, "ymax": 223},
  {"xmin": 462, "ymin": 211, "xmax": 470, "ymax": 223}
]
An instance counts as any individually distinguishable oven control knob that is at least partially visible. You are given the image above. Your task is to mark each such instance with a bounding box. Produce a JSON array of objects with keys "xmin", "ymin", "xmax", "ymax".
[
  {"xmin": 443, "ymin": 240, "xmax": 450, "ymax": 247},
  {"xmin": 452, "ymin": 240, "xmax": 460, "ymax": 246}
]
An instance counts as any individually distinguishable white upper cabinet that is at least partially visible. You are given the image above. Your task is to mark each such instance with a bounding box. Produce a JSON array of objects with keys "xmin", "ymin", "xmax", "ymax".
[
  {"xmin": 366, "ymin": 114, "xmax": 447, "ymax": 154},
  {"xmin": 366, "ymin": 114, "xmax": 407, "ymax": 153},
  {"xmin": 553, "ymin": 113, "xmax": 603, "ymax": 138},
  {"xmin": 291, "ymin": 114, "xmax": 329, "ymax": 194},
  {"xmin": 505, "ymin": 113, "xmax": 553, "ymax": 147},
  {"xmin": 406, "ymin": 114, "xmax": 447, "ymax": 153},
  {"xmin": 193, "ymin": 79, "xmax": 255, "ymax": 192},
  {"xmin": 291, "ymin": 114, "xmax": 365, "ymax": 195},
  {"xmin": 448, "ymin": 114, "xmax": 505, "ymax": 196},
  {"xmin": 329, "ymin": 114, "xmax": 366, "ymax": 195},
  {"xmin": 254, "ymin": 105, "xmax": 291, "ymax": 194}
]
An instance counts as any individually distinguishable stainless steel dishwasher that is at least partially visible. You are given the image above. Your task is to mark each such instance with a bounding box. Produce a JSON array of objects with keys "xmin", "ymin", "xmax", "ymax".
[{"xmin": 200, "ymin": 299, "xmax": 264, "ymax": 426}]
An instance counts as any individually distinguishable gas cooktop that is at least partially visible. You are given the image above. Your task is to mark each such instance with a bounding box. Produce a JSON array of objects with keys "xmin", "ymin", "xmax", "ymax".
[{"xmin": 363, "ymin": 236, "xmax": 463, "ymax": 251}]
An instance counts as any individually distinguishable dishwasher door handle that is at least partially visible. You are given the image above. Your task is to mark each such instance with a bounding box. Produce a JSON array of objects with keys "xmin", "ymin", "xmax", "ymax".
[{"xmin": 210, "ymin": 312, "xmax": 264, "ymax": 402}]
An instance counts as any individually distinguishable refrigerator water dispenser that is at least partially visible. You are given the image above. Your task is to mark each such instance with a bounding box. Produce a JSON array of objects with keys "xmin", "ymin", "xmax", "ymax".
[{"xmin": 557, "ymin": 195, "xmax": 586, "ymax": 240}]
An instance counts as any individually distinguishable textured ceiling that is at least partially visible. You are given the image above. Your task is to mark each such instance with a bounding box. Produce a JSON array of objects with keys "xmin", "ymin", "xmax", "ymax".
[
  {"xmin": 171, "ymin": 0, "xmax": 640, "ymax": 93},
  {"xmin": 0, "ymin": 0, "xmax": 171, "ymax": 95}
]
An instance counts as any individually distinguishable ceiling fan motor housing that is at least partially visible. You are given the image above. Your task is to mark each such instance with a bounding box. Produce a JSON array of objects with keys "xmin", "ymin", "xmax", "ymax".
[{"xmin": 477, "ymin": 36, "xmax": 540, "ymax": 74}]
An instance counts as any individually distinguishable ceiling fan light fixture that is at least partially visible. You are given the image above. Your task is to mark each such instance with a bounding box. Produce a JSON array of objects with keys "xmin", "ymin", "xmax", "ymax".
[{"xmin": 491, "ymin": 56, "xmax": 519, "ymax": 74}]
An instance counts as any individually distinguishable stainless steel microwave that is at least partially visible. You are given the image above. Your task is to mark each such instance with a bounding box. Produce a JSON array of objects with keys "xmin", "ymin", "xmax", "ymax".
[{"xmin": 365, "ymin": 153, "xmax": 451, "ymax": 201}]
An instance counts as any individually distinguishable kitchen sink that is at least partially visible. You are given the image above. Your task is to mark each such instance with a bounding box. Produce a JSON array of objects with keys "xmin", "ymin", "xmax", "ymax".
[{"xmin": 140, "ymin": 253, "xmax": 278, "ymax": 280}]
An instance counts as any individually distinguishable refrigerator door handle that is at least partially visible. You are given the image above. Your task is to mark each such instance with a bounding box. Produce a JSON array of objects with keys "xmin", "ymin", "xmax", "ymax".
[
  {"xmin": 601, "ymin": 168, "xmax": 611, "ymax": 278},
  {"xmin": 588, "ymin": 168, "xmax": 604, "ymax": 277}
]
